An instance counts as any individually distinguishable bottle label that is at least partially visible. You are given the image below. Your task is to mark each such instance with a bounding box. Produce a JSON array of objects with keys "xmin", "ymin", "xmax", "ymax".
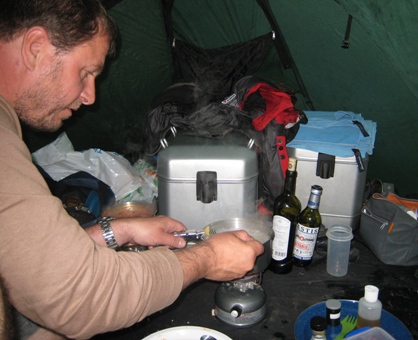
[
  {"xmin": 293, "ymin": 223, "xmax": 319, "ymax": 260},
  {"xmin": 272, "ymin": 215, "xmax": 291, "ymax": 261},
  {"xmin": 307, "ymin": 199, "xmax": 319, "ymax": 209}
]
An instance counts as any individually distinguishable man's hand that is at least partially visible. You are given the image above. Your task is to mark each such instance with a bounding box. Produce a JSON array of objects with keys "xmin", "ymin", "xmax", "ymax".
[
  {"xmin": 175, "ymin": 230, "xmax": 264, "ymax": 288},
  {"xmin": 85, "ymin": 215, "xmax": 187, "ymax": 249},
  {"xmin": 123, "ymin": 215, "xmax": 187, "ymax": 249}
]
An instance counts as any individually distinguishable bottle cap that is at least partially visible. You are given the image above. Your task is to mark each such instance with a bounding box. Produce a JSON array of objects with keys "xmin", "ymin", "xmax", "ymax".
[
  {"xmin": 288, "ymin": 157, "xmax": 297, "ymax": 171},
  {"xmin": 311, "ymin": 185, "xmax": 323, "ymax": 195},
  {"xmin": 326, "ymin": 299, "xmax": 341, "ymax": 326},
  {"xmin": 326, "ymin": 299, "xmax": 341, "ymax": 311},
  {"xmin": 310, "ymin": 315, "xmax": 327, "ymax": 331},
  {"xmin": 364, "ymin": 285, "xmax": 379, "ymax": 303}
]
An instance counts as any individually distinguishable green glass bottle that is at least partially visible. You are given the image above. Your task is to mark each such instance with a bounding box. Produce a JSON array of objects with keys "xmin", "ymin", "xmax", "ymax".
[
  {"xmin": 269, "ymin": 158, "xmax": 301, "ymax": 274},
  {"xmin": 293, "ymin": 185, "xmax": 323, "ymax": 267}
]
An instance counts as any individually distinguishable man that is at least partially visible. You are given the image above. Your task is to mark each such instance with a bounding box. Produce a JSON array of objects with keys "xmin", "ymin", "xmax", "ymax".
[
  {"xmin": 0, "ymin": 276, "xmax": 13, "ymax": 339},
  {"xmin": 0, "ymin": 0, "xmax": 264, "ymax": 338}
]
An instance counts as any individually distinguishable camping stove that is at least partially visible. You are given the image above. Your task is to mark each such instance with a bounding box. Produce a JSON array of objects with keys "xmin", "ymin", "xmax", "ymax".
[
  {"xmin": 206, "ymin": 218, "xmax": 273, "ymax": 327},
  {"xmin": 214, "ymin": 273, "xmax": 267, "ymax": 327}
]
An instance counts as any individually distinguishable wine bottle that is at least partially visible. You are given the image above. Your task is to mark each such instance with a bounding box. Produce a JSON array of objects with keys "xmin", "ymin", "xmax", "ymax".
[
  {"xmin": 270, "ymin": 157, "xmax": 301, "ymax": 274},
  {"xmin": 293, "ymin": 185, "xmax": 323, "ymax": 267}
]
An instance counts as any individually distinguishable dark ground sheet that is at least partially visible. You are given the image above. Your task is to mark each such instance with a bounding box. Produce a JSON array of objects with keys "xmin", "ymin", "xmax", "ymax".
[{"xmin": 93, "ymin": 231, "xmax": 418, "ymax": 340}]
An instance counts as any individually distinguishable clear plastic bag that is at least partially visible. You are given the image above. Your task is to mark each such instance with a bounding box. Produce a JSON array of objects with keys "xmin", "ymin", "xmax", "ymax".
[{"xmin": 32, "ymin": 132, "xmax": 157, "ymax": 202}]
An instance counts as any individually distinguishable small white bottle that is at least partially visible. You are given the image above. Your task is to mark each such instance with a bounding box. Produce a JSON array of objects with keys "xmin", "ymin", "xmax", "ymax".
[{"xmin": 357, "ymin": 285, "xmax": 382, "ymax": 328}]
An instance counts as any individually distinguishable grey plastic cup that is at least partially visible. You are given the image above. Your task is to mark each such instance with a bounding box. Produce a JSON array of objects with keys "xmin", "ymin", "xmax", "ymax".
[{"xmin": 326, "ymin": 225, "xmax": 353, "ymax": 277}]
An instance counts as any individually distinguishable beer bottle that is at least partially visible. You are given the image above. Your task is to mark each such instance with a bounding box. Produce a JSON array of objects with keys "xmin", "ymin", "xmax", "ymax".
[
  {"xmin": 270, "ymin": 158, "xmax": 301, "ymax": 274},
  {"xmin": 293, "ymin": 185, "xmax": 323, "ymax": 267}
]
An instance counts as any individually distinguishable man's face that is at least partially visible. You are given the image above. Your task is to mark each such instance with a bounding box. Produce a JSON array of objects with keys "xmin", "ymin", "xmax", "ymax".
[{"xmin": 15, "ymin": 30, "xmax": 110, "ymax": 132}]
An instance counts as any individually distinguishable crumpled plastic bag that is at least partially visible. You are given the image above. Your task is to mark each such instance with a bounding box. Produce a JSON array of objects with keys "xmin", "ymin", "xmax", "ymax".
[
  {"xmin": 32, "ymin": 132, "xmax": 157, "ymax": 202},
  {"xmin": 119, "ymin": 159, "xmax": 158, "ymax": 203}
]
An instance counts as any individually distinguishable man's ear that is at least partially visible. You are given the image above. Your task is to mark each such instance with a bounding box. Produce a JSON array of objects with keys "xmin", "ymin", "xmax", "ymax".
[{"xmin": 21, "ymin": 27, "xmax": 52, "ymax": 71}]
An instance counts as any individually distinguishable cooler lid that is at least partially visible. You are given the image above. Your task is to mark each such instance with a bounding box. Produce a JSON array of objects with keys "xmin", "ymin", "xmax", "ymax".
[
  {"xmin": 287, "ymin": 146, "xmax": 370, "ymax": 164},
  {"xmin": 157, "ymin": 133, "xmax": 258, "ymax": 181}
]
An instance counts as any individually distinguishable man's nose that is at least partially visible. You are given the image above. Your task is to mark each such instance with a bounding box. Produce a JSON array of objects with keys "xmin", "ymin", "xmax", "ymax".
[{"xmin": 80, "ymin": 78, "xmax": 96, "ymax": 105}]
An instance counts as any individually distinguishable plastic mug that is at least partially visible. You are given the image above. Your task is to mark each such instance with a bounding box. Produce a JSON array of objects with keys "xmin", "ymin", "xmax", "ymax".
[{"xmin": 326, "ymin": 225, "xmax": 353, "ymax": 277}]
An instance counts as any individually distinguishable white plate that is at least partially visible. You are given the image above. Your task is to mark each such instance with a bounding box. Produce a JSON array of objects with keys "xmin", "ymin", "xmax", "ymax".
[{"xmin": 142, "ymin": 326, "xmax": 232, "ymax": 340}]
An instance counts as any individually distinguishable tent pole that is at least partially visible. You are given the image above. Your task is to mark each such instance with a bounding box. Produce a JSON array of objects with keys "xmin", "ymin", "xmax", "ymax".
[
  {"xmin": 256, "ymin": 0, "xmax": 315, "ymax": 110},
  {"xmin": 160, "ymin": 0, "xmax": 183, "ymax": 81}
]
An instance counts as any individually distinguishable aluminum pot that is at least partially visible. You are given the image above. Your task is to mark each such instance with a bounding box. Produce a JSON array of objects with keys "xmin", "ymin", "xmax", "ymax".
[{"xmin": 206, "ymin": 218, "xmax": 273, "ymax": 274}]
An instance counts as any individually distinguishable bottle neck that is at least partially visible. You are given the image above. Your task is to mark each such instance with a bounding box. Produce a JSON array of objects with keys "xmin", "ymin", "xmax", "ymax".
[
  {"xmin": 307, "ymin": 191, "xmax": 321, "ymax": 209},
  {"xmin": 311, "ymin": 332, "xmax": 326, "ymax": 340},
  {"xmin": 284, "ymin": 170, "xmax": 297, "ymax": 194}
]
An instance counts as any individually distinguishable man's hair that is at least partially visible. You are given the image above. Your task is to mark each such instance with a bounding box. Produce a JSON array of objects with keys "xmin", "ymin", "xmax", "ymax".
[{"xmin": 0, "ymin": 0, "xmax": 117, "ymax": 56}]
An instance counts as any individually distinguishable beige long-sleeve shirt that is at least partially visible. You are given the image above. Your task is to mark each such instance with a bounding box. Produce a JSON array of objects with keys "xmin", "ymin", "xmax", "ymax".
[{"xmin": 0, "ymin": 95, "xmax": 184, "ymax": 339}]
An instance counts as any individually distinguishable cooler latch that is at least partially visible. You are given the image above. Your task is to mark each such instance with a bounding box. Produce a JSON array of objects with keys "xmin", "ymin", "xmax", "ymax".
[
  {"xmin": 316, "ymin": 153, "xmax": 335, "ymax": 179},
  {"xmin": 196, "ymin": 171, "xmax": 217, "ymax": 203}
]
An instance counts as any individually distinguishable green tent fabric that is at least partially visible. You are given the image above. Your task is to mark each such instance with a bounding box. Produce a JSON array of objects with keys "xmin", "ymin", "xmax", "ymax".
[{"xmin": 24, "ymin": 0, "xmax": 417, "ymax": 196}]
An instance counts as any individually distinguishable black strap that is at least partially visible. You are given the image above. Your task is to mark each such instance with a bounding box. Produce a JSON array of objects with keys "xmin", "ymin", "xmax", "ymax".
[{"xmin": 342, "ymin": 15, "xmax": 353, "ymax": 49}]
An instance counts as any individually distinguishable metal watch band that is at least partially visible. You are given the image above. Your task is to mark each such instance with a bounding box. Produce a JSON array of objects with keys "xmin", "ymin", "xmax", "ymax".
[{"xmin": 99, "ymin": 216, "xmax": 118, "ymax": 249}]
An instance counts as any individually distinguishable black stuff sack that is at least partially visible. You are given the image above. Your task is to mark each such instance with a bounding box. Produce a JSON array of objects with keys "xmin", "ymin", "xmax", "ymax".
[{"xmin": 36, "ymin": 165, "xmax": 115, "ymax": 228}]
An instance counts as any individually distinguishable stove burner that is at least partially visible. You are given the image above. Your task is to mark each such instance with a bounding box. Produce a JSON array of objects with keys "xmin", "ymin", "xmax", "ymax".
[
  {"xmin": 214, "ymin": 273, "xmax": 267, "ymax": 327},
  {"xmin": 227, "ymin": 273, "xmax": 262, "ymax": 293}
]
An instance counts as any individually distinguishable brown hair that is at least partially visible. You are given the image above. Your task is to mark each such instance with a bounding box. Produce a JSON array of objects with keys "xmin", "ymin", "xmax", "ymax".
[{"xmin": 0, "ymin": 0, "xmax": 118, "ymax": 56}]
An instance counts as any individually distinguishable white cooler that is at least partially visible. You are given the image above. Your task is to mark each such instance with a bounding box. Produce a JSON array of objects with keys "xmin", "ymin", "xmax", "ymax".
[
  {"xmin": 157, "ymin": 132, "xmax": 258, "ymax": 230},
  {"xmin": 287, "ymin": 147, "xmax": 369, "ymax": 230}
]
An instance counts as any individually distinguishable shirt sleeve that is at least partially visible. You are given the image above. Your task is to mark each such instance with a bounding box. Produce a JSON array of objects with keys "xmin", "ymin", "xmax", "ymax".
[{"xmin": 0, "ymin": 103, "xmax": 184, "ymax": 339}]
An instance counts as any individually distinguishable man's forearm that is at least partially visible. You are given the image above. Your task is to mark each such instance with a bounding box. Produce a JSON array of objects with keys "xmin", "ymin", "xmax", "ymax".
[
  {"xmin": 174, "ymin": 244, "xmax": 214, "ymax": 289},
  {"xmin": 84, "ymin": 219, "xmax": 129, "ymax": 248}
]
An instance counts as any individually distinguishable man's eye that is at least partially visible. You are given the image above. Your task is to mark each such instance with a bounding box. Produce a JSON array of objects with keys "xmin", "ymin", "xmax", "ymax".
[{"xmin": 82, "ymin": 72, "xmax": 94, "ymax": 80}]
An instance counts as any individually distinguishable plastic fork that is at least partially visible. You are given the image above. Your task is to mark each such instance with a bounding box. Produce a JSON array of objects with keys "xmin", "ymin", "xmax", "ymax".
[{"xmin": 334, "ymin": 315, "xmax": 357, "ymax": 340}]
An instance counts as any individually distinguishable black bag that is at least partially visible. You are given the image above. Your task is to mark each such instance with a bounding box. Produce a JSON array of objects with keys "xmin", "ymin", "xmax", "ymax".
[
  {"xmin": 144, "ymin": 83, "xmax": 252, "ymax": 157},
  {"xmin": 37, "ymin": 165, "xmax": 115, "ymax": 227}
]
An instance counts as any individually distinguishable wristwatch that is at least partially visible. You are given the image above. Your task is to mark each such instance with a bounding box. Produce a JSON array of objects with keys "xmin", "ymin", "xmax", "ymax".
[{"xmin": 98, "ymin": 216, "xmax": 118, "ymax": 249}]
